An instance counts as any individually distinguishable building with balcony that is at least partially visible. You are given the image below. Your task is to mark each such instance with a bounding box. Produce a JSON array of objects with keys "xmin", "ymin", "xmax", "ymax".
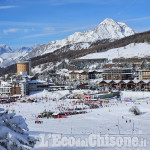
[
  {"xmin": 135, "ymin": 70, "xmax": 150, "ymax": 80},
  {"xmin": 102, "ymin": 68, "xmax": 134, "ymax": 80}
]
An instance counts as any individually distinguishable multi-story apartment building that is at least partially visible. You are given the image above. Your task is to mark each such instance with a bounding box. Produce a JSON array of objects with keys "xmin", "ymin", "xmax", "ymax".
[
  {"xmin": 69, "ymin": 71, "xmax": 89, "ymax": 82},
  {"xmin": 11, "ymin": 84, "xmax": 21, "ymax": 96},
  {"xmin": 102, "ymin": 68, "xmax": 134, "ymax": 80},
  {"xmin": 88, "ymin": 71, "xmax": 102, "ymax": 79},
  {"xmin": 0, "ymin": 81, "xmax": 11, "ymax": 96},
  {"xmin": 135, "ymin": 70, "xmax": 150, "ymax": 80}
]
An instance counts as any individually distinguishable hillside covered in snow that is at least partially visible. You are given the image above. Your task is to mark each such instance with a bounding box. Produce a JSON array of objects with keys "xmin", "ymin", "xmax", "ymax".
[{"xmin": 79, "ymin": 42, "xmax": 150, "ymax": 60}]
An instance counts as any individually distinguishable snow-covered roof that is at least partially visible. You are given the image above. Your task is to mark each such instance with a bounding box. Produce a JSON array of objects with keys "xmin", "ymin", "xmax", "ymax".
[
  {"xmin": 133, "ymin": 80, "xmax": 150, "ymax": 83},
  {"xmin": 104, "ymin": 80, "xmax": 112, "ymax": 83},
  {"xmin": 12, "ymin": 94, "xmax": 22, "ymax": 97},
  {"xmin": 73, "ymin": 70, "xmax": 84, "ymax": 73},
  {"xmin": 113, "ymin": 80, "xmax": 121, "ymax": 83},
  {"xmin": 123, "ymin": 80, "xmax": 131, "ymax": 83},
  {"xmin": 22, "ymin": 75, "xmax": 34, "ymax": 78},
  {"xmin": 28, "ymin": 80, "xmax": 46, "ymax": 84},
  {"xmin": 90, "ymin": 78, "xmax": 103, "ymax": 83},
  {"xmin": 143, "ymin": 80, "xmax": 150, "ymax": 83},
  {"xmin": 52, "ymin": 112, "xmax": 59, "ymax": 115},
  {"xmin": 133, "ymin": 80, "xmax": 141, "ymax": 83}
]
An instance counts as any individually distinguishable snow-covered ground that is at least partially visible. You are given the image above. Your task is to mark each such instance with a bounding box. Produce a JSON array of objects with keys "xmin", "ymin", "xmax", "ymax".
[
  {"xmin": 79, "ymin": 43, "xmax": 150, "ymax": 60},
  {"xmin": 121, "ymin": 91, "xmax": 150, "ymax": 101},
  {"xmin": 1, "ymin": 90, "xmax": 150, "ymax": 149}
]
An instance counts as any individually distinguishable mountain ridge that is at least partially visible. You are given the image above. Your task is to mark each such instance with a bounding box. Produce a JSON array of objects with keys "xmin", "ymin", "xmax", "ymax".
[
  {"xmin": 0, "ymin": 44, "xmax": 12, "ymax": 55},
  {"xmin": 26, "ymin": 18, "xmax": 135, "ymax": 58},
  {"xmin": 0, "ymin": 30, "xmax": 150, "ymax": 77},
  {"xmin": 0, "ymin": 18, "xmax": 134, "ymax": 68},
  {"xmin": 0, "ymin": 46, "xmax": 36, "ymax": 67}
]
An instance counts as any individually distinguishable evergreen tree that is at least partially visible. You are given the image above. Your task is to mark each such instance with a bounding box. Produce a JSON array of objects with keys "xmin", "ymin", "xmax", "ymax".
[
  {"xmin": 141, "ymin": 59, "xmax": 148, "ymax": 69},
  {"xmin": 0, "ymin": 108, "xmax": 36, "ymax": 150}
]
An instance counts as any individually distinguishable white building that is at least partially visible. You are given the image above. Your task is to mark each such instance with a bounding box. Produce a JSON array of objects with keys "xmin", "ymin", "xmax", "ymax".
[
  {"xmin": 0, "ymin": 81, "xmax": 11, "ymax": 96},
  {"xmin": 28, "ymin": 80, "xmax": 48, "ymax": 93},
  {"xmin": 16, "ymin": 78, "xmax": 48, "ymax": 96}
]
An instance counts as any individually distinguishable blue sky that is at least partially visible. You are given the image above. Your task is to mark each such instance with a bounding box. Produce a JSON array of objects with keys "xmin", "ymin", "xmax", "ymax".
[{"xmin": 0, "ymin": 0, "xmax": 150, "ymax": 48}]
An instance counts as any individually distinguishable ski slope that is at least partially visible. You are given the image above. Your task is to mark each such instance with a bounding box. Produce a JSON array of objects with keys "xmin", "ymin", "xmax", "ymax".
[
  {"xmin": 79, "ymin": 43, "xmax": 150, "ymax": 60},
  {"xmin": 0, "ymin": 90, "xmax": 150, "ymax": 150}
]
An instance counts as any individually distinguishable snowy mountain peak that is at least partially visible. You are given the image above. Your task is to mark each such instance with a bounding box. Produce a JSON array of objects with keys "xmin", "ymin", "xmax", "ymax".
[
  {"xmin": 94, "ymin": 18, "xmax": 135, "ymax": 39},
  {"xmin": 100, "ymin": 18, "xmax": 117, "ymax": 25},
  {"xmin": 0, "ymin": 45, "xmax": 37, "ymax": 67},
  {"xmin": 15, "ymin": 45, "xmax": 37, "ymax": 53},
  {"xmin": 27, "ymin": 18, "xmax": 135, "ymax": 58},
  {"xmin": 0, "ymin": 44, "xmax": 12, "ymax": 55},
  {"xmin": 0, "ymin": 18, "xmax": 135, "ymax": 67}
]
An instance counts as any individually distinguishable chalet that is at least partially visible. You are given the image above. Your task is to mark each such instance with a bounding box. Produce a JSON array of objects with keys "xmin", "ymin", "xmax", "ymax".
[{"xmin": 99, "ymin": 80, "xmax": 150, "ymax": 90}]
